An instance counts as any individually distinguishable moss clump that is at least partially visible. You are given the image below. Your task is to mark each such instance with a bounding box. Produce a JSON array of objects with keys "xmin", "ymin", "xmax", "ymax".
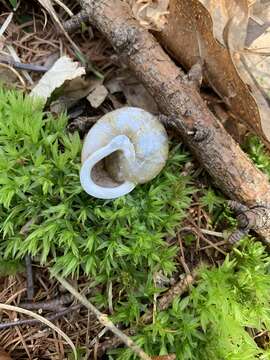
[
  {"xmin": 114, "ymin": 239, "xmax": 270, "ymax": 360},
  {"xmin": 0, "ymin": 88, "xmax": 193, "ymax": 284},
  {"xmin": 3, "ymin": 89, "xmax": 270, "ymax": 359}
]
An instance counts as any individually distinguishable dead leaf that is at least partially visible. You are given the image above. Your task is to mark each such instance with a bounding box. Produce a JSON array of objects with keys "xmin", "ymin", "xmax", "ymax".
[
  {"xmin": 105, "ymin": 71, "xmax": 158, "ymax": 113},
  {"xmin": 250, "ymin": 0, "xmax": 270, "ymax": 23},
  {"xmin": 50, "ymin": 76, "xmax": 100, "ymax": 115},
  {"xmin": 0, "ymin": 350, "xmax": 12, "ymax": 360},
  {"xmin": 127, "ymin": 0, "xmax": 170, "ymax": 30},
  {"xmin": 87, "ymin": 84, "xmax": 108, "ymax": 108},
  {"xmin": 122, "ymin": 78, "xmax": 158, "ymax": 113},
  {"xmin": 244, "ymin": 28, "xmax": 270, "ymax": 95},
  {"xmin": 158, "ymin": 0, "xmax": 270, "ymax": 147},
  {"xmin": 197, "ymin": 0, "xmax": 249, "ymax": 50},
  {"xmin": 30, "ymin": 56, "xmax": 85, "ymax": 102}
]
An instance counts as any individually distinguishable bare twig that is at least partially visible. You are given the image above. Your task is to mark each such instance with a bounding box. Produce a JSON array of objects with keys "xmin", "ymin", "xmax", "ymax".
[
  {"xmin": 141, "ymin": 270, "xmax": 196, "ymax": 324},
  {"xmin": 0, "ymin": 58, "xmax": 48, "ymax": 73},
  {"xmin": 62, "ymin": 10, "xmax": 89, "ymax": 33},
  {"xmin": 19, "ymin": 294, "xmax": 73, "ymax": 311},
  {"xmin": 25, "ymin": 255, "xmax": 34, "ymax": 301},
  {"xmin": 0, "ymin": 304, "xmax": 80, "ymax": 330},
  {"xmin": 53, "ymin": 273, "xmax": 152, "ymax": 360}
]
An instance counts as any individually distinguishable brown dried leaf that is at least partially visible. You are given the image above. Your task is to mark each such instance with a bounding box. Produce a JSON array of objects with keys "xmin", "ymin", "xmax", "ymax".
[
  {"xmin": 158, "ymin": 0, "xmax": 270, "ymax": 147},
  {"xmin": 87, "ymin": 84, "xmax": 108, "ymax": 108},
  {"xmin": 50, "ymin": 77, "xmax": 100, "ymax": 114},
  {"xmin": 127, "ymin": 0, "xmax": 170, "ymax": 30},
  {"xmin": 197, "ymin": 0, "xmax": 249, "ymax": 49},
  {"xmin": 121, "ymin": 77, "xmax": 159, "ymax": 113},
  {"xmin": 0, "ymin": 350, "xmax": 12, "ymax": 360},
  {"xmin": 106, "ymin": 71, "xmax": 158, "ymax": 112}
]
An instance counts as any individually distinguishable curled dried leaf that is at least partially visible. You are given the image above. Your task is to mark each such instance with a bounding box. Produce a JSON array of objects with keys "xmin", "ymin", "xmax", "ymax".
[
  {"xmin": 127, "ymin": 0, "xmax": 170, "ymax": 30},
  {"xmin": 30, "ymin": 56, "xmax": 85, "ymax": 102}
]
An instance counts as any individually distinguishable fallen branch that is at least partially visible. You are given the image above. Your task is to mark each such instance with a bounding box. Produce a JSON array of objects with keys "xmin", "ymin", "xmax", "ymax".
[
  {"xmin": 53, "ymin": 273, "xmax": 152, "ymax": 360},
  {"xmin": 80, "ymin": 0, "xmax": 270, "ymax": 245}
]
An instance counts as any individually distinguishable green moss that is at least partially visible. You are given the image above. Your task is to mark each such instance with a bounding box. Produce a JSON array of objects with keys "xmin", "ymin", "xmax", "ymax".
[
  {"xmin": 0, "ymin": 88, "xmax": 193, "ymax": 283},
  {"xmin": 3, "ymin": 89, "xmax": 270, "ymax": 359},
  {"xmin": 114, "ymin": 239, "xmax": 270, "ymax": 360}
]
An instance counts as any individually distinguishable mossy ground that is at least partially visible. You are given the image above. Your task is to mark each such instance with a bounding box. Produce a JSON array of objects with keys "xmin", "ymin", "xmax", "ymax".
[{"xmin": 1, "ymin": 89, "xmax": 270, "ymax": 359}]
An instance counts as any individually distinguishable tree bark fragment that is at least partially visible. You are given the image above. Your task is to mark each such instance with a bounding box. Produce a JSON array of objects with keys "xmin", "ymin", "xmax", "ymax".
[{"xmin": 80, "ymin": 0, "xmax": 270, "ymax": 244}]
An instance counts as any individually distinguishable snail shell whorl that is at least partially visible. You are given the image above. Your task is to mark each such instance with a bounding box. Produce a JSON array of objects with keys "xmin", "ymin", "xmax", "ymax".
[{"xmin": 80, "ymin": 107, "xmax": 169, "ymax": 199}]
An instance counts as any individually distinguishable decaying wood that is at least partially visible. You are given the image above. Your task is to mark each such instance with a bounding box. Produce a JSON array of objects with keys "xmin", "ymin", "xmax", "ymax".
[{"xmin": 80, "ymin": 0, "xmax": 270, "ymax": 244}]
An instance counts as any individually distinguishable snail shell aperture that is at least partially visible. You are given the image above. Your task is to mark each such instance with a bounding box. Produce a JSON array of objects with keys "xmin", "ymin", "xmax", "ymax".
[{"xmin": 80, "ymin": 107, "xmax": 169, "ymax": 199}]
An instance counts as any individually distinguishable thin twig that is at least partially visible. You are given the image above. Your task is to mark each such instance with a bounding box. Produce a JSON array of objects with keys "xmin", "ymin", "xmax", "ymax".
[
  {"xmin": 53, "ymin": 273, "xmax": 152, "ymax": 360},
  {"xmin": 25, "ymin": 255, "xmax": 34, "ymax": 301},
  {"xmin": 19, "ymin": 294, "xmax": 73, "ymax": 311},
  {"xmin": 186, "ymin": 219, "xmax": 228, "ymax": 256},
  {"xmin": 0, "ymin": 58, "xmax": 48, "ymax": 73},
  {"xmin": 141, "ymin": 270, "xmax": 196, "ymax": 324},
  {"xmin": 62, "ymin": 10, "xmax": 89, "ymax": 33},
  {"xmin": 0, "ymin": 304, "xmax": 81, "ymax": 330},
  {"xmin": 7, "ymin": 45, "xmax": 34, "ymax": 85},
  {"xmin": 200, "ymin": 229, "xmax": 224, "ymax": 238}
]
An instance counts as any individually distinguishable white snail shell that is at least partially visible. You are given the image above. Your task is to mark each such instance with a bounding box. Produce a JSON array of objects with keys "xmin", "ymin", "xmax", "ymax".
[{"xmin": 80, "ymin": 107, "xmax": 169, "ymax": 199}]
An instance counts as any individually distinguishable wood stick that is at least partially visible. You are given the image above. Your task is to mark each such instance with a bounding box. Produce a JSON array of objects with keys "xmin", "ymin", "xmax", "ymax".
[
  {"xmin": 54, "ymin": 274, "xmax": 152, "ymax": 360},
  {"xmin": 19, "ymin": 294, "xmax": 73, "ymax": 311},
  {"xmin": 25, "ymin": 255, "xmax": 34, "ymax": 301},
  {"xmin": 80, "ymin": 0, "xmax": 270, "ymax": 244}
]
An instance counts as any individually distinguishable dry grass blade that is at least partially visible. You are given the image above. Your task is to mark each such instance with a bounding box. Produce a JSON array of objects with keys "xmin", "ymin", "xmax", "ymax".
[
  {"xmin": 0, "ymin": 13, "xmax": 13, "ymax": 37},
  {"xmin": 53, "ymin": 0, "xmax": 74, "ymax": 16},
  {"xmin": 0, "ymin": 303, "xmax": 77, "ymax": 360},
  {"xmin": 0, "ymin": 63, "xmax": 26, "ymax": 88},
  {"xmin": 36, "ymin": 0, "xmax": 83, "ymax": 58}
]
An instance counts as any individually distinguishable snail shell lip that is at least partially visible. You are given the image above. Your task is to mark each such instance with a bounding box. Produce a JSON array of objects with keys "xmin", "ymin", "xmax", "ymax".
[
  {"xmin": 80, "ymin": 107, "xmax": 169, "ymax": 199},
  {"xmin": 80, "ymin": 135, "xmax": 136, "ymax": 199}
]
